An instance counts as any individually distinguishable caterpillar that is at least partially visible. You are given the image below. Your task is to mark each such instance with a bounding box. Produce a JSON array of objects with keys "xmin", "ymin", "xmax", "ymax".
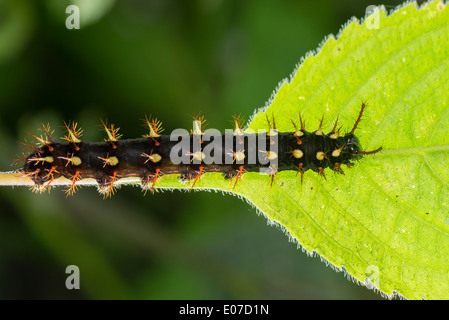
[{"xmin": 17, "ymin": 102, "xmax": 382, "ymax": 198}]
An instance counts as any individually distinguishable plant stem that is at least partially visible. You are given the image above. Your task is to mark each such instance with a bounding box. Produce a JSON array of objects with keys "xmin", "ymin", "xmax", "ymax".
[{"xmin": 0, "ymin": 171, "xmax": 140, "ymax": 187}]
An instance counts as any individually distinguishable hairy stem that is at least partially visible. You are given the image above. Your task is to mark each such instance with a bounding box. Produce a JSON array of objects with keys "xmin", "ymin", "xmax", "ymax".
[{"xmin": 0, "ymin": 171, "xmax": 140, "ymax": 187}]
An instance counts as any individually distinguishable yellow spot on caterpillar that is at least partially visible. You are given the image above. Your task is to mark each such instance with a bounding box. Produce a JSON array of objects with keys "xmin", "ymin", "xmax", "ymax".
[
  {"xmin": 98, "ymin": 155, "xmax": 119, "ymax": 167},
  {"xmin": 142, "ymin": 152, "xmax": 161, "ymax": 163},
  {"xmin": 316, "ymin": 151, "xmax": 325, "ymax": 161},
  {"xmin": 291, "ymin": 118, "xmax": 304, "ymax": 138},
  {"xmin": 330, "ymin": 132, "xmax": 339, "ymax": 139},
  {"xmin": 43, "ymin": 156, "xmax": 54, "ymax": 163},
  {"xmin": 292, "ymin": 149, "xmax": 303, "ymax": 159},
  {"xmin": 332, "ymin": 147, "xmax": 343, "ymax": 157},
  {"xmin": 108, "ymin": 156, "xmax": 119, "ymax": 166},
  {"xmin": 227, "ymin": 149, "xmax": 245, "ymax": 162},
  {"xmin": 150, "ymin": 153, "xmax": 161, "ymax": 163},
  {"xmin": 234, "ymin": 151, "xmax": 245, "ymax": 162},
  {"xmin": 294, "ymin": 130, "xmax": 303, "ymax": 137},
  {"xmin": 264, "ymin": 151, "xmax": 278, "ymax": 160},
  {"xmin": 71, "ymin": 156, "xmax": 82, "ymax": 166},
  {"xmin": 190, "ymin": 151, "xmax": 206, "ymax": 162},
  {"xmin": 58, "ymin": 155, "xmax": 82, "ymax": 166},
  {"xmin": 228, "ymin": 150, "xmax": 245, "ymax": 162}
]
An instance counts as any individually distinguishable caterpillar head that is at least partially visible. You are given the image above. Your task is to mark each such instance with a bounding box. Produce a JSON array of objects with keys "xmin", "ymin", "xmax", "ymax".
[
  {"xmin": 342, "ymin": 132, "xmax": 382, "ymax": 159},
  {"xmin": 342, "ymin": 133, "xmax": 362, "ymax": 160}
]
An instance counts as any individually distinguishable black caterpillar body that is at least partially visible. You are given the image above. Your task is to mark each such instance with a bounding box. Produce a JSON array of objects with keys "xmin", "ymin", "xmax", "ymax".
[{"xmin": 19, "ymin": 103, "xmax": 382, "ymax": 197}]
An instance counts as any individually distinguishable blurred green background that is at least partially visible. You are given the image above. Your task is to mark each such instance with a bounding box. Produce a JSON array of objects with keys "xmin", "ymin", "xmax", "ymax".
[{"xmin": 0, "ymin": 0, "xmax": 411, "ymax": 299}]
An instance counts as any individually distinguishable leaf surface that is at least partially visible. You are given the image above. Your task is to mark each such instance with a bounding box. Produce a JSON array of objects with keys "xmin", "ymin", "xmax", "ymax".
[{"xmin": 155, "ymin": 1, "xmax": 449, "ymax": 299}]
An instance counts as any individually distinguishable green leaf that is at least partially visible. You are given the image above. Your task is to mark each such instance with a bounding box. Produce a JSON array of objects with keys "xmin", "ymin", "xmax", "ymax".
[{"xmin": 154, "ymin": 1, "xmax": 449, "ymax": 299}]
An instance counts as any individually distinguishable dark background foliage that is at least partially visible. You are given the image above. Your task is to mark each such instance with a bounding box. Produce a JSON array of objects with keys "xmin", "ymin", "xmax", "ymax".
[{"xmin": 0, "ymin": 0, "xmax": 410, "ymax": 299}]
